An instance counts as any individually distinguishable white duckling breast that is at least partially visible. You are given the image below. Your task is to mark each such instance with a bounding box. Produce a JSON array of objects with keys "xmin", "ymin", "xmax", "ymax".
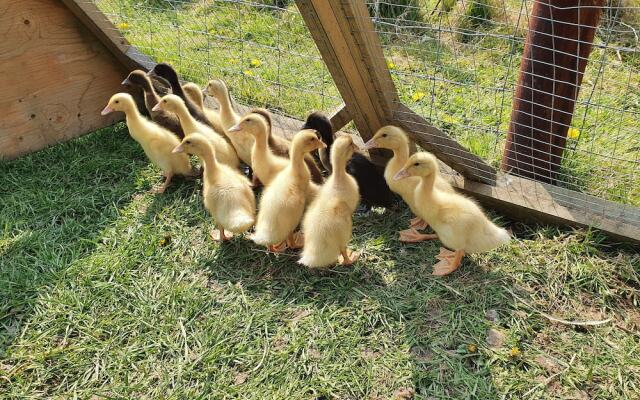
[{"xmin": 253, "ymin": 179, "xmax": 307, "ymax": 245}]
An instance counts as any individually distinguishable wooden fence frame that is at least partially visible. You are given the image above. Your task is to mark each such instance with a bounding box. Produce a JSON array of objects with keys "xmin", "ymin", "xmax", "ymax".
[{"xmin": 3, "ymin": 0, "xmax": 638, "ymax": 242}]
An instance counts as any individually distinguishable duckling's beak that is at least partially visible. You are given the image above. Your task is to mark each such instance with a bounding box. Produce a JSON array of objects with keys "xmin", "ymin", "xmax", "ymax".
[
  {"xmin": 101, "ymin": 105, "xmax": 113, "ymax": 116},
  {"xmin": 317, "ymin": 141, "xmax": 327, "ymax": 149},
  {"xmin": 363, "ymin": 139, "xmax": 377, "ymax": 150},
  {"xmin": 151, "ymin": 103, "xmax": 161, "ymax": 112},
  {"xmin": 172, "ymin": 144, "xmax": 185, "ymax": 154},
  {"xmin": 227, "ymin": 124, "xmax": 241, "ymax": 132},
  {"xmin": 121, "ymin": 77, "xmax": 132, "ymax": 86},
  {"xmin": 393, "ymin": 169, "xmax": 410, "ymax": 181}
]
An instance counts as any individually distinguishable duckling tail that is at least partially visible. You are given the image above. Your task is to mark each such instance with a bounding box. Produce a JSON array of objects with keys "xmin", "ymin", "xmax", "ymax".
[
  {"xmin": 227, "ymin": 211, "xmax": 254, "ymax": 234},
  {"xmin": 298, "ymin": 248, "xmax": 338, "ymax": 269}
]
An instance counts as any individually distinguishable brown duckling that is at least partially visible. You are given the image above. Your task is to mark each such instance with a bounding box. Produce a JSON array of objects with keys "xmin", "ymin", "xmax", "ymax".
[
  {"xmin": 122, "ymin": 70, "xmax": 184, "ymax": 139},
  {"xmin": 147, "ymin": 63, "xmax": 213, "ymax": 128}
]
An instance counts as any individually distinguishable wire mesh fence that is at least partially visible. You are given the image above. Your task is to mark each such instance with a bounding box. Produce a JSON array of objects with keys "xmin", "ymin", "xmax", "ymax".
[
  {"xmin": 366, "ymin": 0, "xmax": 639, "ymax": 209},
  {"xmin": 95, "ymin": 0, "xmax": 342, "ymax": 123},
  {"xmin": 93, "ymin": 0, "xmax": 639, "ymax": 223}
]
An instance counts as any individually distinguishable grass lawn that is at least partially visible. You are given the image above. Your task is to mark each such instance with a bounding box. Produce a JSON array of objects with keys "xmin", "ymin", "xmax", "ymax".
[
  {"xmin": 1, "ymin": 123, "xmax": 639, "ymax": 398},
  {"xmin": 1, "ymin": 0, "xmax": 640, "ymax": 398}
]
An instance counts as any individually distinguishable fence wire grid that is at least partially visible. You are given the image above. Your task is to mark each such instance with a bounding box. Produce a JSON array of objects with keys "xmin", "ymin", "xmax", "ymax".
[{"xmin": 94, "ymin": 0, "xmax": 639, "ymax": 225}]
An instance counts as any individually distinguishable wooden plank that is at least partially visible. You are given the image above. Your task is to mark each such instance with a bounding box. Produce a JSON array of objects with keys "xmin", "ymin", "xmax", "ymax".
[
  {"xmin": 295, "ymin": 0, "xmax": 369, "ymax": 137},
  {"xmin": 0, "ymin": 0, "xmax": 126, "ymax": 160},
  {"xmin": 60, "ymin": 0, "xmax": 155, "ymax": 72},
  {"xmin": 342, "ymin": 0, "xmax": 400, "ymax": 119},
  {"xmin": 323, "ymin": 0, "xmax": 386, "ymax": 132},
  {"xmin": 395, "ymin": 104, "xmax": 496, "ymax": 185},
  {"xmin": 328, "ymin": 104, "xmax": 352, "ymax": 132},
  {"xmin": 445, "ymin": 171, "xmax": 640, "ymax": 244}
]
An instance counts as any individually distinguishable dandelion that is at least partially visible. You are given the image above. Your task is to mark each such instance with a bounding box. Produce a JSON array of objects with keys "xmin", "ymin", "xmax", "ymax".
[
  {"xmin": 229, "ymin": 58, "xmax": 239, "ymax": 64},
  {"xmin": 467, "ymin": 344, "xmax": 478, "ymax": 353},
  {"xmin": 243, "ymin": 70, "xmax": 254, "ymax": 76},
  {"xmin": 509, "ymin": 347, "xmax": 521, "ymax": 358},
  {"xmin": 412, "ymin": 91, "xmax": 426, "ymax": 102},
  {"xmin": 250, "ymin": 59, "xmax": 262, "ymax": 68},
  {"xmin": 567, "ymin": 127, "xmax": 580, "ymax": 139},
  {"xmin": 117, "ymin": 22, "xmax": 130, "ymax": 30},
  {"xmin": 387, "ymin": 59, "xmax": 396, "ymax": 70}
]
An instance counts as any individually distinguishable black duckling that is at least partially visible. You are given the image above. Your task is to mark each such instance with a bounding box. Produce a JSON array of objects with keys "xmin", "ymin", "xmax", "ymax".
[
  {"xmin": 122, "ymin": 70, "xmax": 184, "ymax": 139},
  {"xmin": 302, "ymin": 112, "xmax": 396, "ymax": 209},
  {"xmin": 147, "ymin": 63, "xmax": 213, "ymax": 128}
]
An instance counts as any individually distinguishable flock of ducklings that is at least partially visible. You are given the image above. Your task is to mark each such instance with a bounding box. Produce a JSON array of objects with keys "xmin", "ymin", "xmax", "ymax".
[{"xmin": 101, "ymin": 62, "xmax": 510, "ymax": 275}]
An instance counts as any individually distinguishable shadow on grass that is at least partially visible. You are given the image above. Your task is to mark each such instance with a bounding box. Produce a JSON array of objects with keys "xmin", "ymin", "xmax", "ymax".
[
  {"xmin": 0, "ymin": 124, "xmax": 148, "ymax": 356},
  {"xmin": 194, "ymin": 207, "xmax": 512, "ymax": 397}
]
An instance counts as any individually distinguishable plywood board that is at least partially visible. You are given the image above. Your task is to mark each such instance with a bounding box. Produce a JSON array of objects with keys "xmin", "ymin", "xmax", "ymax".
[{"xmin": 0, "ymin": 0, "xmax": 127, "ymax": 159}]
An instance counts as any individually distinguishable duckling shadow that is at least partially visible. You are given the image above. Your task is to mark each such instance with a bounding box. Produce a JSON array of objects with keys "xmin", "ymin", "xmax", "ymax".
[
  {"xmin": 0, "ymin": 125, "xmax": 151, "ymax": 355},
  {"xmin": 369, "ymin": 208, "xmax": 516, "ymax": 397},
  {"xmin": 197, "ymin": 206, "xmax": 512, "ymax": 397}
]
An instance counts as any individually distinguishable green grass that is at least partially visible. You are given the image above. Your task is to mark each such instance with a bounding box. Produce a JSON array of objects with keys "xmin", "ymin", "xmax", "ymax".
[
  {"xmin": 1, "ymin": 123, "xmax": 639, "ymax": 398},
  {"xmin": 2, "ymin": 1, "xmax": 639, "ymax": 397}
]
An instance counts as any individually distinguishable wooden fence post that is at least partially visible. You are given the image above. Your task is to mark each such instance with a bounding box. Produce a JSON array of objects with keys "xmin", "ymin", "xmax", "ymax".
[
  {"xmin": 502, "ymin": 0, "xmax": 604, "ymax": 183},
  {"xmin": 296, "ymin": 0, "xmax": 496, "ymax": 184}
]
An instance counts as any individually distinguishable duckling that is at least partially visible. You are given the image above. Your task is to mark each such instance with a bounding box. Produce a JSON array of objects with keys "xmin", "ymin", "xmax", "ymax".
[
  {"xmin": 202, "ymin": 80, "xmax": 257, "ymax": 168},
  {"xmin": 394, "ymin": 152, "xmax": 510, "ymax": 276},
  {"xmin": 147, "ymin": 63, "xmax": 213, "ymax": 128},
  {"xmin": 299, "ymin": 135, "xmax": 361, "ymax": 268},
  {"xmin": 101, "ymin": 93, "xmax": 194, "ymax": 193},
  {"xmin": 252, "ymin": 129, "xmax": 326, "ymax": 252},
  {"xmin": 204, "ymin": 79, "xmax": 241, "ymax": 129},
  {"xmin": 173, "ymin": 133, "xmax": 255, "ymax": 241},
  {"xmin": 229, "ymin": 109, "xmax": 324, "ymax": 184},
  {"xmin": 122, "ymin": 70, "xmax": 184, "ymax": 139},
  {"xmin": 303, "ymin": 112, "xmax": 395, "ymax": 209},
  {"xmin": 182, "ymin": 82, "xmax": 206, "ymax": 110},
  {"xmin": 181, "ymin": 82, "xmax": 226, "ymax": 135},
  {"xmin": 228, "ymin": 111, "xmax": 288, "ymax": 185},
  {"xmin": 153, "ymin": 94, "xmax": 239, "ymax": 168},
  {"xmin": 364, "ymin": 126, "xmax": 453, "ymax": 241}
]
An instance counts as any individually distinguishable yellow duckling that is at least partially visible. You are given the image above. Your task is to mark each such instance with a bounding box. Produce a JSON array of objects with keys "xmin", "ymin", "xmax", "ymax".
[
  {"xmin": 252, "ymin": 129, "xmax": 326, "ymax": 252},
  {"xmin": 394, "ymin": 152, "xmax": 511, "ymax": 276},
  {"xmin": 299, "ymin": 135, "xmax": 361, "ymax": 268},
  {"xmin": 204, "ymin": 79, "xmax": 255, "ymax": 168},
  {"xmin": 101, "ymin": 93, "xmax": 194, "ymax": 193},
  {"xmin": 364, "ymin": 126, "xmax": 453, "ymax": 242},
  {"xmin": 228, "ymin": 111, "xmax": 288, "ymax": 185},
  {"xmin": 181, "ymin": 82, "xmax": 226, "ymax": 135},
  {"xmin": 153, "ymin": 94, "xmax": 239, "ymax": 168},
  {"xmin": 173, "ymin": 133, "xmax": 255, "ymax": 241}
]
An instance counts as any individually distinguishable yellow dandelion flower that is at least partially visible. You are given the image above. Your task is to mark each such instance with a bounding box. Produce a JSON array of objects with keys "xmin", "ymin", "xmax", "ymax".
[
  {"xmin": 117, "ymin": 22, "xmax": 130, "ymax": 30},
  {"xmin": 509, "ymin": 347, "xmax": 521, "ymax": 357},
  {"xmin": 243, "ymin": 70, "xmax": 254, "ymax": 76},
  {"xmin": 250, "ymin": 59, "xmax": 262, "ymax": 68},
  {"xmin": 387, "ymin": 60, "xmax": 396, "ymax": 70},
  {"xmin": 567, "ymin": 127, "xmax": 580, "ymax": 139},
  {"xmin": 229, "ymin": 58, "xmax": 239, "ymax": 64},
  {"xmin": 467, "ymin": 344, "xmax": 478, "ymax": 353},
  {"xmin": 412, "ymin": 91, "xmax": 426, "ymax": 102}
]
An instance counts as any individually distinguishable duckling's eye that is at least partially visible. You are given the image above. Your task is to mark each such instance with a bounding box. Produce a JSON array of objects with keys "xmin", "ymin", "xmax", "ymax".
[
  {"xmin": 414, "ymin": 162, "xmax": 420, "ymax": 166},
  {"xmin": 115, "ymin": 100, "xmax": 119, "ymax": 104},
  {"xmin": 186, "ymin": 140, "xmax": 191, "ymax": 144},
  {"xmin": 382, "ymin": 134, "xmax": 388, "ymax": 137}
]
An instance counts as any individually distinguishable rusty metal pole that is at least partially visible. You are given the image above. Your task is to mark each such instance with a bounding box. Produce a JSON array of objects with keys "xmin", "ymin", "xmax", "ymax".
[{"xmin": 502, "ymin": 0, "xmax": 604, "ymax": 183}]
